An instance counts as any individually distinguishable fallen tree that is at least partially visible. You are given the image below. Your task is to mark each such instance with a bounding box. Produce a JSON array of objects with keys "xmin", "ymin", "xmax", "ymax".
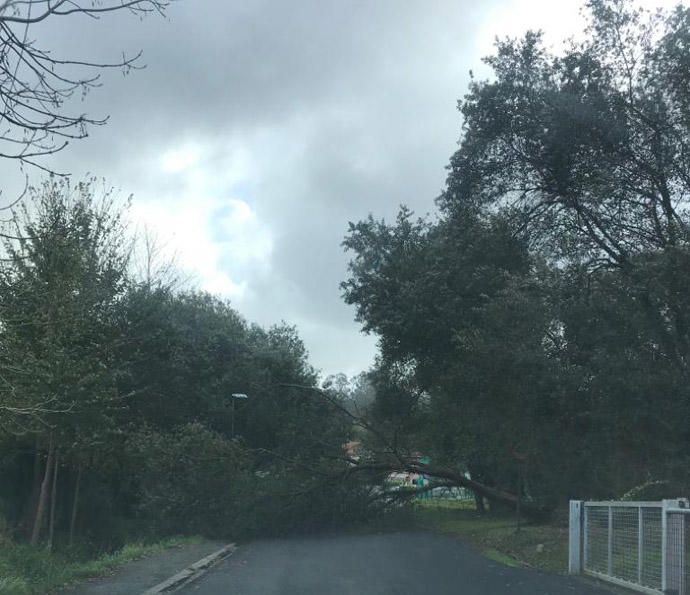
[{"xmin": 281, "ymin": 384, "xmax": 551, "ymax": 518}]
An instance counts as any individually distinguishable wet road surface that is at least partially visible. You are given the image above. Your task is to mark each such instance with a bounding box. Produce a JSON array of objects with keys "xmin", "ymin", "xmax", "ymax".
[{"xmin": 180, "ymin": 531, "xmax": 614, "ymax": 595}]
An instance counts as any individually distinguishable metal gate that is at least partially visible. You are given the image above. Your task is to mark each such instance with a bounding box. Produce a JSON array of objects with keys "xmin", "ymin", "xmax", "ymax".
[{"xmin": 570, "ymin": 499, "xmax": 689, "ymax": 594}]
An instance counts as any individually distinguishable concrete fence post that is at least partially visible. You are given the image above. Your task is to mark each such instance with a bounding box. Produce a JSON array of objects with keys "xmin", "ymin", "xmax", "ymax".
[{"xmin": 569, "ymin": 500, "xmax": 583, "ymax": 574}]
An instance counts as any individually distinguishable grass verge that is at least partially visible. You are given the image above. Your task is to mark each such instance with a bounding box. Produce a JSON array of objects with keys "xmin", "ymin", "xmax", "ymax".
[
  {"xmin": 0, "ymin": 535, "xmax": 202, "ymax": 595},
  {"xmin": 411, "ymin": 499, "xmax": 568, "ymax": 573}
]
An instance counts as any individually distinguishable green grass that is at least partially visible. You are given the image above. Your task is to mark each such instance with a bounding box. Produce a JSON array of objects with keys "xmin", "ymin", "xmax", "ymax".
[
  {"xmin": 414, "ymin": 498, "xmax": 477, "ymax": 511},
  {"xmin": 411, "ymin": 501, "xmax": 568, "ymax": 574},
  {"xmin": 0, "ymin": 535, "xmax": 202, "ymax": 595},
  {"xmin": 483, "ymin": 548, "xmax": 522, "ymax": 567}
]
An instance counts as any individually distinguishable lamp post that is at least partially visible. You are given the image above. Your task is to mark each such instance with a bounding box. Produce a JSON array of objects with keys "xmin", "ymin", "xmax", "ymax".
[{"xmin": 230, "ymin": 393, "xmax": 248, "ymax": 438}]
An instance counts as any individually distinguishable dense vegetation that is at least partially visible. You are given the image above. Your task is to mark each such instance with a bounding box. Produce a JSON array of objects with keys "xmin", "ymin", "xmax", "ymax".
[
  {"xmin": 342, "ymin": 0, "xmax": 690, "ymax": 511},
  {"xmin": 0, "ymin": 180, "xmax": 362, "ymax": 562}
]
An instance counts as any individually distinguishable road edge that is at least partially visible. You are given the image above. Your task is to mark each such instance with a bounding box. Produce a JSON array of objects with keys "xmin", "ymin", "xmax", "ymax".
[{"xmin": 140, "ymin": 543, "xmax": 236, "ymax": 594}]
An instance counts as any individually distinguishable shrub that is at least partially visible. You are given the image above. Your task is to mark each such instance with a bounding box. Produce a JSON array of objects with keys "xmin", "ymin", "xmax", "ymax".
[{"xmin": 125, "ymin": 422, "xmax": 249, "ymax": 537}]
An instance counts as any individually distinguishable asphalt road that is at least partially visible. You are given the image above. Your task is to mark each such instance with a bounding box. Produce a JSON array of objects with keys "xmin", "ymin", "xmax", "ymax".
[{"xmin": 180, "ymin": 532, "xmax": 614, "ymax": 595}]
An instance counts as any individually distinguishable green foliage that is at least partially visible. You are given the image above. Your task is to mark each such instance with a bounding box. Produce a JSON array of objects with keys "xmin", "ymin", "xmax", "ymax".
[
  {"xmin": 0, "ymin": 178, "xmax": 130, "ymax": 439},
  {"xmin": 343, "ymin": 208, "xmax": 529, "ymax": 380},
  {"xmin": 125, "ymin": 423, "xmax": 248, "ymax": 538},
  {"xmin": 0, "ymin": 179, "xmax": 360, "ymax": 561},
  {"xmin": 234, "ymin": 468, "xmax": 379, "ymax": 538},
  {"xmin": 443, "ymin": 0, "xmax": 690, "ymax": 365},
  {"xmin": 342, "ymin": 207, "xmax": 564, "ymax": 504},
  {"xmin": 0, "ymin": 536, "xmax": 200, "ymax": 595},
  {"xmin": 342, "ymin": 0, "xmax": 690, "ymax": 510}
]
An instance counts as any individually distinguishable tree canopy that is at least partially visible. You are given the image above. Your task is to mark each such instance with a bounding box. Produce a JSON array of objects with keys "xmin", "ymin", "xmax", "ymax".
[{"xmin": 342, "ymin": 0, "xmax": 690, "ymax": 510}]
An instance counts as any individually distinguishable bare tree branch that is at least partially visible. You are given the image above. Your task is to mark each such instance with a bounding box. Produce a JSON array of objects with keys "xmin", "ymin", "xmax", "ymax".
[{"xmin": 0, "ymin": 0, "xmax": 170, "ymax": 179}]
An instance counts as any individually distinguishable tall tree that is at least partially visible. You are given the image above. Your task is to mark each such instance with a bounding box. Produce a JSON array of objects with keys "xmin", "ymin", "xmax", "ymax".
[
  {"xmin": 341, "ymin": 0, "xmax": 690, "ymax": 507},
  {"xmin": 0, "ymin": 178, "xmax": 131, "ymax": 542},
  {"xmin": 342, "ymin": 208, "xmax": 565, "ymax": 503},
  {"xmin": 443, "ymin": 0, "xmax": 690, "ymax": 367}
]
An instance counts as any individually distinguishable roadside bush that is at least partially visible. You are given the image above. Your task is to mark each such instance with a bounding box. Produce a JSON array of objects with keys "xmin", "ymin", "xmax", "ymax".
[
  {"xmin": 0, "ymin": 536, "xmax": 200, "ymax": 594},
  {"xmin": 231, "ymin": 469, "xmax": 382, "ymax": 538},
  {"xmin": 0, "ymin": 577, "xmax": 31, "ymax": 595},
  {"xmin": 125, "ymin": 422, "xmax": 249, "ymax": 538},
  {"xmin": 124, "ymin": 421, "xmax": 379, "ymax": 540}
]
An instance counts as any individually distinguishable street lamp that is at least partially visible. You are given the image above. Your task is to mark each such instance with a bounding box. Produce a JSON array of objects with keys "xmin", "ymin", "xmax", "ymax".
[{"xmin": 230, "ymin": 393, "xmax": 249, "ymax": 438}]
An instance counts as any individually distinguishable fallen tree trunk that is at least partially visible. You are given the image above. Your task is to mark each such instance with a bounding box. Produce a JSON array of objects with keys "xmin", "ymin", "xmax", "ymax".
[
  {"xmin": 280, "ymin": 383, "xmax": 551, "ymax": 518},
  {"xmin": 346, "ymin": 458, "xmax": 549, "ymax": 516}
]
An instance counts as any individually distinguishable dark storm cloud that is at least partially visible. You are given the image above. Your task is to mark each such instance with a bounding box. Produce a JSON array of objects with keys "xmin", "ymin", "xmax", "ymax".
[
  {"xmin": 36, "ymin": 1, "xmax": 481, "ymax": 141},
  {"xmin": 2, "ymin": 0, "xmax": 577, "ymax": 375}
]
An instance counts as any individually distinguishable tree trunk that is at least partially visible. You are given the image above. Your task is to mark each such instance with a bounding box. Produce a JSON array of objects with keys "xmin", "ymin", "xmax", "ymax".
[
  {"xmin": 48, "ymin": 449, "xmax": 60, "ymax": 551},
  {"xmin": 23, "ymin": 439, "xmax": 43, "ymax": 539},
  {"xmin": 69, "ymin": 465, "xmax": 82, "ymax": 547},
  {"xmin": 349, "ymin": 459, "xmax": 551, "ymax": 517},
  {"xmin": 474, "ymin": 491, "xmax": 486, "ymax": 514},
  {"xmin": 515, "ymin": 466, "xmax": 522, "ymax": 533},
  {"xmin": 31, "ymin": 434, "xmax": 54, "ymax": 545}
]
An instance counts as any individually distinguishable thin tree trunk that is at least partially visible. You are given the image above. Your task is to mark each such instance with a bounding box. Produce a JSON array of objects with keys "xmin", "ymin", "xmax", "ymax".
[
  {"xmin": 474, "ymin": 491, "xmax": 486, "ymax": 514},
  {"xmin": 23, "ymin": 439, "xmax": 43, "ymax": 539},
  {"xmin": 48, "ymin": 449, "xmax": 60, "ymax": 551},
  {"xmin": 31, "ymin": 434, "xmax": 54, "ymax": 545},
  {"xmin": 69, "ymin": 465, "xmax": 82, "ymax": 547},
  {"xmin": 515, "ymin": 466, "xmax": 522, "ymax": 533}
]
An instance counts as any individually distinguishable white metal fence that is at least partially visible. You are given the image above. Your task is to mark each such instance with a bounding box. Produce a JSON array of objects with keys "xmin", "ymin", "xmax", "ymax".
[{"xmin": 570, "ymin": 499, "xmax": 690, "ymax": 594}]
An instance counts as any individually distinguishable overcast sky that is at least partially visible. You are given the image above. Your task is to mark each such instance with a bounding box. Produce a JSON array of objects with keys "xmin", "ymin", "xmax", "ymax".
[{"xmin": 0, "ymin": 0, "xmax": 679, "ymax": 378}]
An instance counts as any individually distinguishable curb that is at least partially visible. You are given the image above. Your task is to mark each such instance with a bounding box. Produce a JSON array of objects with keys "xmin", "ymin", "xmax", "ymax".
[{"xmin": 141, "ymin": 543, "xmax": 237, "ymax": 594}]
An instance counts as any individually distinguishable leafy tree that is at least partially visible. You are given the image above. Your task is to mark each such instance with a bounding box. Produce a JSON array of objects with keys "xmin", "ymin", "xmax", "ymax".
[
  {"xmin": 116, "ymin": 288, "xmax": 251, "ymax": 431},
  {"xmin": 0, "ymin": 178, "xmax": 131, "ymax": 543},
  {"xmin": 443, "ymin": 0, "xmax": 690, "ymax": 367},
  {"xmin": 342, "ymin": 207, "xmax": 563, "ymax": 504},
  {"xmin": 0, "ymin": 181, "xmax": 364, "ymax": 548},
  {"xmin": 555, "ymin": 264, "xmax": 690, "ymax": 495},
  {"xmin": 343, "ymin": 207, "xmax": 530, "ymax": 386},
  {"xmin": 341, "ymin": 0, "xmax": 690, "ymax": 508},
  {"xmin": 111, "ymin": 286, "xmax": 357, "ymax": 536}
]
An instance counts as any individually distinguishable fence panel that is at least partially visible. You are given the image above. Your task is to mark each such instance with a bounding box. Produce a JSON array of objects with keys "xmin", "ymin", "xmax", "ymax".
[
  {"xmin": 585, "ymin": 505, "xmax": 610, "ymax": 575},
  {"xmin": 641, "ymin": 507, "xmax": 663, "ymax": 589},
  {"xmin": 572, "ymin": 499, "xmax": 689, "ymax": 594},
  {"xmin": 612, "ymin": 506, "xmax": 639, "ymax": 582},
  {"xmin": 580, "ymin": 501, "xmax": 664, "ymax": 593}
]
